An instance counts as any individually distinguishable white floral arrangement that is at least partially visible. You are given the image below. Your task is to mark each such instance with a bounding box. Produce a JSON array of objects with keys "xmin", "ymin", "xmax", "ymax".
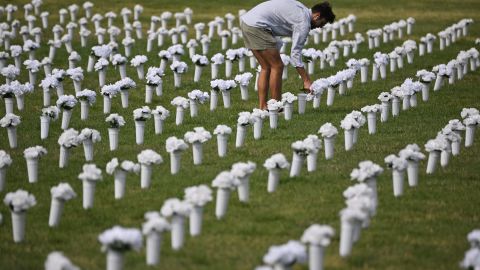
[
  {"xmin": 318, "ymin": 122, "xmax": 338, "ymax": 138},
  {"xmin": 78, "ymin": 128, "xmax": 101, "ymax": 143},
  {"xmin": 346, "ymin": 58, "xmax": 361, "ymax": 70},
  {"xmin": 137, "ymin": 149, "xmax": 163, "ymax": 165},
  {"xmin": 425, "ymin": 137, "xmax": 450, "ymax": 152},
  {"xmin": 231, "ymin": 161, "xmax": 256, "ymax": 179},
  {"xmin": 211, "ymin": 79, "xmax": 237, "ymax": 92},
  {"xmin": 211, "ymin": 53, "xmax": 225, "ymax": 65},
  {"xmin": 170, "ymin": 61, "xmax": 188, "ymax": 73},
  {"xmin": 133, "ymin": 106, "xmax": 152, "ymax": 121},
  {"xmin": 23, "ymin": 59, "xmax": 41, "ymax": 73},
  {"xmin": 397, "ymin": 144, "xmax": 426, "ymax": 162},
  {"xmin": 130, "ymin": 55, "xmax": 148, "ymax": 67},
  {"xmin": 98, "ymin": 226, "xmax": 142, "ymax": 252},
  {"xmin": 340, "ymin": 115, "xmax": 360, "ymax": 130},
  {"xmin": 264, "ymin": 153, "xmax": 290, "ymax": 170},
  {"xmin": 40, "ymin": 75, "xmax": 59, "ymax": 91},
  {"xmin": 56, "ymin": 95, "xmax": 78, "ymax": 110},
  {"xmin": 0, "ymin": 113, "xmax": 21, "ymax": 127},
  {"xmin": 234, "ymin": 72, "xmax": 254, "ymax": 86},
  {"xmin": 160, "ymin": 198, "xmax": 191, "ymax": 217},
  {"xmin": 461, "ymin": 108, "xmax": 479, "ymax": 119},
  {"xmin": 146, "ymin": 67, "xmax": 164, "ymax": 86},
  {"xmin": 68, "ymin": 51, "xmax": 82, "ymax": 62},
  {"xmin": 337, "ymin": 69, "xmax": 356, "ymax": 82},
  {"xmin": 251, "ymin": 109, "xmax": 269, "ymax": 120},
  {"xmin": 439, "ymin": 127, "xmax": 462, "ymax": 142},
  {"xmin": 9, "ymin": 81, "xmax": 34, "ymax": 97},
  {"xmin": 263, "ymin": 240, "xmax": 307, "ymax": 267},
  {"xmin": 158, "ymin": 50, "xmax": 172, "ymax": 61},
  {"xmin": 23, "ymin": 40, "xmax": 40, "ymax": 51},
  {"xmin": 350, "ymin": 161, "xmax": 384, "ymax": 181},
  {"xmin": 24, "ymin": 146, "xmax": 47, "ymax": 159},
  {"xmin": 76, "ymin": 89, "xmax": 96, "ymax": 105},
  {"xmin": 167, "ymin": 44, "xmax": 185, "ymax": 56},
  {"xmin": 377, "ymin": 92, "xmax": 393, "ymax": 102},
  {"xmin": 326, "ymin": 74, "xmax": 342, "ymax": 87},
  {"xmin": 373, "ymin": 52, "xmax": 389, "ymax": 67},
  {"xmin": 171, "ymin": 96, "xmax": 190, "ymax": 109},
  {"xmin": 303, "ymin": 135, "xmax": 322, "ymax": 154},
  {"xmin": 78, "ymin": 164, "xmax": 102, "ymax": 182},
  {"xmin": 94, "ymin": 58, "xmax": 109, "ymax": 71},
  {"xmin": 267, "ymin": 99, "xmax": 283, "ymax": 111},
  {"xmin": 432, "ymin": 64, "xmax": 452, "ymax": 78},
  {"xmin": 446, "ymin": 119, "xmax": 466, "ymax": 131},
  {"xmin": 340, "ymin": 207, "xmax": 369, "ymax": 223},
  {"xmin": 0, "ymin": 84, "xmax": 16, "ymax": 98},
  {"xmin": 100, "ymin": 84, "xmax": 120, "ymax": 98},
  {"xmin": 463, "ymin": 115, "xmax": 480, "ymax": 126},
  {"xmin": 0, "ymin": 150, "xmax": 12, "ymax": 169},
  {"xmin": 1, "ymin": 65, "xmax": 20, "ymax": 79},
  {"xmin": 281, "ymin": 92, "xmax": 298, "ymax": 104},
  {"xmin": 187, "ymin": 39, "xmax": 198, "ymax": 48},
  {"xmin": 58, "ymin": 129, "xmax": 81, "ymax": 148},
  {"xmin": 4, "ymin": 189, "xmax": 36, "ymax": 212},
  {"xmin": 184, "ymin": 127, "xmax": 212, "ymax": 144},
  {"xmin": 301, "ymin": 224, "xmax": 335, "ymax": 246},
  {"xmin": 52, "ymin": 70, "xmax": 67, "ymax": 82},
  {"xmin": 142, "ymin": 212, "xmax": 171, "ymax": 234},
  {"xmin": 401, "ymin": 78, "xmax": 423, "ymax": 94},
  {"xmin": 184, "ymin": 185, "xmax": 213, "ymax": 207},
  {"xmin": 66, "ymin": 67, "xmax": 84, "ymax": 81},
  {"xmin": 238, "ymin": 111, "xmax": 255, "ymax": 126},
  {"xmin": 343, "ymin": 183, "xmax": 373, "ymax": 200},
  {"xmin": 213, "ymin": 125, "xmax": 232, "ymax": 136},
  {"xmin": 188, "ymin": 89, "xmax": 209, "ymax": 103},
  {"xmin": 151, "ymin": 106, "xmax": 170, "ymax": 120},
  {"xmin": 44, "ymin": 251, "xmax": 80, "ymax": 270},
  {"xmin": 111, "ymin": 54, "xmax": 126, "ymax": 66},
  {"xmin": 166, "ymin": 136, "xmax": 189, "ymax": 153},
  {"xmin": 309, "ymin": 79, "xmax": 328, "ymax": 97},
  {"xmin": 106, "ymin": 158, "xmax": 141, "ymax": 175},
  {"xmin": 361, "ymin": 104, "xmax": 382, "ymax": 113},
  {"xmin": 226, "ymin": 48, "xmax": 247, "ymax": 61},
  {"xmin": 115, "ymin": 77, "xmax": 136, "ymax": 90},
  {"xmin": 384, "ymin": 154, "xmax": 408, "ymax": 170},
  {"xmin": 192, "ymin": 54, "xmax": 209, "ymax": 66},
  {"xmin": 347, "ymin": 111, "xmax": 366, "ymax": 126},
  {"xmin": 291, "ymin": 140, "xmax": 309, "ymax": 157},
  {"xmin": 121, "ymin": 37, "xmax": 136, "ymax": 47},
  {"xmin": 10, "ymin": 45, "xmax": 22, "ymax": 57},
  {"xmin": 416, "ymin": 69, "xmax": 436, "ymax": 83},
  {"xmin": 212, "ymin": 171, "xmax": 240, "ymax": 190},
  {"xmin": 51, "ymin": 183, "xmax": 77, "ymax": 201},
  {"xmin": 302, "ymin": 48, "xmax": 320, "ymax": 62},
  {"xmin": 105, "ymin": 113, "xmax": 126, "ymax": 128}
]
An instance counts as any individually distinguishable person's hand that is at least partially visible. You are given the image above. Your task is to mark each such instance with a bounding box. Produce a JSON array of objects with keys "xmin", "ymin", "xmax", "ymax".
[{"xmin": 303, "ymin": 80, "xmax": 312, "ymax": 93}]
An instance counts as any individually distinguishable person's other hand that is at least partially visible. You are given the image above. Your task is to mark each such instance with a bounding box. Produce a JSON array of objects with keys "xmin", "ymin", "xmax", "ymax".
[{"xmin": 303, "ymin": 80, "xmax": 312, "ymax": 92}]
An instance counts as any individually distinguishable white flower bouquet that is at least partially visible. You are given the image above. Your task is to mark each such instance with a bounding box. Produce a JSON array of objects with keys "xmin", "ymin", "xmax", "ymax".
[
  {"xmin": 210, "ymin": 53, "xmax": 224, "ymax": 79},
  {"xmin": 236, "ymin": 111, "xmax": 255, "ymax": 147},
  {"xmin": 424, "ymin": 136, "xmax": 450, "ymax": 174},
  {"xmin": 45, "ymin": 252, "xmax": 80, "ymax": 270},
  {"xmin": 160, "ymin": 198, "xmax": 190, "ymax": 250},
  {"xmin": 211, "ymin": 79, "xmax": 237, "ymax": 109},
  {"xmin": 3, "ymin": 189, "xmax": 36, "ymax": 242},
  {"xmin": 318, "ymin": 122, "xmax": 338, "ymax": 159},
  {"xmin": 372, "ymin": 52, "xmax": 388, "ymax": 80},
  {"xmin": 213, "ymin": 124, "xmax": 232, "ymax": 157},
  {"xmin": 1, "ymin": 113, "xmax": 21, "ymax": 148},
  {"xmin": 262, "ymin": 240, "xmax": 307, "ymax": 269},
  {"xmin": 75, "ymin": 89, "xmax": 96, "ymax": 120},
  {"xmin": 165, "ymin": 136, "xmax": 189, "ymax": 174},
  {"xmin": 105, "ymin": 114, "xmax": 125, "ymax": 151},
  {"xmin": 112, "ymin": 54, "xmax": 128, "ymax": 78},
  {"xmin": 66, "ymin": 67, "xmax": 84, "ymax": 92},
  {"xmin": 361, "ymin": 104, "xmax": 382, "ymax": 134},
  {"xmin": 1, "ymin": 64, "xmax": 20, "ymax": 83},
  {"xmin": 340, "ymin": 115, "xmax": 359, "ymax": 151},
  {"xmin": 234, "ymin": 72, "xmax": 253, "ymax": 101},
  {"xmin": 171, "ymin": 96, "xmax": 189, "ymax": 125},
  {"xmin": 98, "ymin": 226, "xmax": 142, "ymax": 270},
  {"xmin": 303, "ymin": 135, "xmax": 322, "ymax": 172},
  {"xmin": 78, "ymin": 164, "xmax": 102, "ymax": 209},
  {"xmin": 290, "ymin": 140, "xmax": 309, "ymax": 177},
  {"xmin": 151, "ymin": 106, "xmax": 169, "ymax": 134},
  {"xmin": 56, "ymin": 95, "xmax": 77, "ymax": 130},
  {"xmin": 301, "ymin": 224, "xmax": 334, "ymax": 270},
  {"xmin": 384, "ymin": 154, "xmax": 408, "ymax": 196},
  {"xmin": 137, "ymin": 149, "xmax": 163, "ymax": 189},
  {"xmin": 23, "ymin": 59, "xmax": 41, "ymax": 86},
  {"xmin": 339, "ymin": 207, "xmax": 369, "ymax": 257},
  {"xmin": 281, "ymin": 92, "xmax": 298, "ymax": 120},
  {"xmin": 49, "ymin": 183, "xmax": 76, "ymax": 227},
  {"xmin": 106, "ymin": 158, "xmax": 140, "ymax": 199},
  {"xmin": 170, "ymin": 61, "xmax": 188, "ymax": 88},
  {"xmin": 77, "ymin": 128, "xmax": 101, "ymax": 161},
  {"xmin": 23, "ymin": 145, "xmax": 47, "ymax": 183},
  {"xmin": 211, "ymin": 171, "xmax": 240, "ymax": 219},
  {"xmin": 231, "ymin": 161, "xmax": 256, "ymax": 203},
  {"xmin": 399, "ymin": 144, "xmax": 425, "ymax": 186},
  {"xmin": 142, "ymin": 212, "xmax": 170, "ymax": 265},
  {"xmin": 184, "ymin": 185, "xmax": 212, "ymax": 236},
  {"xmin": 264, "ymin": 153, "xmax": 290, "ymax": 193},
  {"xmin": 191, "ymin": 54, "xmax": 209, "ymax": 82},
  {"xmin": 0, "ymin": 150, "xmax": 12, "ymax": 191},
  {"xmin": 267, "ymin": 99, "xmax": 283, "ymax": 129},
  {"xmin": 184, "ymin": 127, "xmax": 212, "ymax": 165},
  {"xmin": 130, "ymin": 55, "xmax": 148, "ymax": 79},
  {"xmin": 308, "ymin": 79, "xmax": 328, "ymax": 110},
  {"xmin": 187, "ymin": 89, "xmax": 209, "ymax": 117}
]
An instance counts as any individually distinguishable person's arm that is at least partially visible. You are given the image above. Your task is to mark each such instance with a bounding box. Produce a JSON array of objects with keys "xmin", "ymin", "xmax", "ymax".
[
  {"xmin": 290, "ymin": 19, "xmax": 312, "ymax": 90},
  {"xmin": 296, "ymin": 66, "xmax": 311, "ymax": 90}
]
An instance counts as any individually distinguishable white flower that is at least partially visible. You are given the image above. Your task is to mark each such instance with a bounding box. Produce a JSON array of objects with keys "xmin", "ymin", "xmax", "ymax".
[
  {"xmin": 9, "ymin": 80, "xmax": 33, "ymax": 96},
  {"xmin": 378, "ymin": 92, "xmax": 393, "ymax": 102},
  {"xmin": 373, "ymin": 52, "xmax": 389, "ymax": 67},
  {"xmin": 210, "ymin": 79, "xmax": 237, "ymax": 91},
  {"xmin": 23, "ymin": 146, "xmax": 47, "ymax": 159},
  {"xmin": 267, "ymin": 99, "xmax": 283, "ymax": 111},
  {"xmin": 340, "ymin": 207, "xmax": 369, "ymax": 223},
  {"xmin": 1, "ymin": 65, "xmax": 20, "ymax": 79},
  {"xmin": 56, "ymin": 95, "xmax": 78, "ymax": 110},
  {"xmin": 23, "ymin": 59, "xmax": 41, "ymax": 73},
  {"xmin": 112, "ymin": 54, "xmax": 127, "ymax": 65},
  {"xmin": 343, "ymin": 183, "xmax": 373, "ymax": 200},
  {"xmin": 446, "ymin": 119, "xmax": 466, "ymax": 131},
  {"xmin": 251, "ymin": 109, "xmax": 269, "ymax": 120},
  {"xmin": 78, "ymin": 128, "xmax": 101, "ymax": 143},
  {"xmin": 231, "ymin": 161, "xmax": 256, "ymax": 179},
  {"xmin": 151, "ymin": 106, "xmax": 170, "ymax": 120},
  {"xmin": 460, "ymin": 248, "xmax": 480, "ymax": 269},
  {"xmin": 424, "ymin": 137, "xmax": 450, "ymax": 152},
  {"xmin": 165, "ymin": 136, "xmax": 189, "ymax": 153},
  {"xmin": 98, "ymin": 226, "xmax": 143, "ymax": 252},
  {"xmin": 0, "ymin": 150, "xmax": 13, "ymax": 169},
  {"xmin": 137, "ymin": 149, "xmax": 163, "ymax": 165},
  {"xmin": 76, "ymin": 89, "xmax": 96, "ymax": 105},
  {"xmin": 23, "ymin": 40, "xmax": 40, "ymax": 51},
  {"xmin": 0, "ymin": 113, "xmax": 21, "ymax": 127},
  {"xmin": 58, "ymin": 129, "xmax": 80, "ymax": 148},
  {"xmin": 212, "ymin": 171, "xmax": 240, "ymax": 190},
  {"xmin": 291, "ymin": 140, "xmax": 309, "ymax": 156},
  {"xmin": 158, "ymin": 50, "xmax": 172, "ymax": 60},
  {"xmin": 461, "ymin": 108, "xmax": 479, "ymax": 119},
  {"xmin": 105, "ymin": 114, "xmax": 126, "ymax": 128},
  {"xmin": 326, "ymin": 74, "xmax": 342, "ymax": 87},
  {"xmin": 361, "ymin": 104, "xmax": 382, "ymax": 113},
  {"xmin": 264, "ymin": 153, "xmax": 290, "ymax": 170},
  {"xmin": 170, "ymin": 61, "xmax": 188, "ymax": 73},
  {"xmin": 439, "ymin": 127, "xmax": 462, "ymax": 142},
  {"xmin": 340, "ymin": 115, "xmax": 360, "ymax": 130},
  {"xmin": 78, "ymin": 164, "xmax": 102, "ymax": 182},
  {"xmin": 303, "ymin": 135, "xmax": 322, "ymax": 154},
  {"xmin": 167, "ymin": 44, "xmax": 184, "ymax": 55},
  {"xmin": 399, "ymin": 144, "xmax": 426, "ymax": 162},
  {"xmin": 66, "ymin": 67, "xmax": 84, "ymax": 81},
  {"xmin": 160, "ymin": 198, "xmax": 190, "ymax": 217},
  {"xmin": 101, "ymin": 84, "xmax": 120, "ymax": 98},
  {"xmin": 211, "ymin": 53, "xmax": 225, "ymax": 64},
  {"xmin": 94, "ymin": 58, "xmax": 109, "ymax": 71},
  {"xmin": 142, "ymin": 212, "xmax": 171, "ymax": 235},
  {"xmin": 45, "ymin": 251, "xmax": 80, "ymax": 270},
  {"xmin": 130, "ymin": 55, "xmax": 148, "ymax": 67},
  {"xmin": 384, "ymin": 154, "xmax": 408, "ymax": 170},
  {"xmin": 4, "ymin": 189, "xmax": 36, "ymax": 212},
  {"xmin": 184, "ymin": 185, "xmax": 212, "ymax": 207},
  {"xmin": 468, "ymin": 230, "xmax": 480, "ymax": 248},
  {"xmin": 213, "ymin": 124, "xmax": 232, "ymax": 135},
  {"xmin": 40, "ymin": 75, "xmax": 59, "ymax": 90},
  {"xmin": 133, "ymin": 106, "xmax": 152, "ymax": 121},
  {"xmin": 10, "ymin": 45, "xmax": 22, "ymax": 57},
  {"xmin": 50, "ymin": 183, "xmax": 76, "ymax": 201},
  {"xmin": 191, "ymin": 54, "xmax": 209, "ymax": 66},
  {"xmin": 188, "ymin": 89, "xmax": 209, "ymax": 103},
  {"xmin": 68, "ymin": 51, "xmax": 82, "ymax": 61},
  {"xmin": 464, "ymin": 115, "xmax": 480, "ymax": 126},
  {"xmin": 310, "ymin": 79, "xmax": 328, "ymax": 96},
  {"xmin": 237, "ymin": 111, "xmax": 255, "ymax": 126},
  {"xmin": 350, "ymin": 161, "xmax": 384, "ymax": 181},
  {"xmin": 263, "ymin": 240, "xmax": 307, "ymax": 266},
  {"xmin": 184, "ymin": 127, "xmax": 212, "ymax": 144},
  {"xmin": 171, "ymin": 96, "xmax": 189, "ymax": 109},
  {"xmin": 234, "ymin": 72, "xmax": 253, "ymax": 86},
  {"xmin": 301, "ymin": 224, "xmax": 335, "ymax": 246},
  {"xmin": 281, "ymin": 92, "xmax": 298, "ymax": 104}
]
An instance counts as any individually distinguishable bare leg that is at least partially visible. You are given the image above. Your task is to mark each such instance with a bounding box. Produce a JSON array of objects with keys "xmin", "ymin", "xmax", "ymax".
[
  {"xmin": 255, "ymin": 49, "xmax": 284, "ymax": 102},
  {"xmin": 252, "ymin": 50, "xmax": 271, "ymax": 109}
]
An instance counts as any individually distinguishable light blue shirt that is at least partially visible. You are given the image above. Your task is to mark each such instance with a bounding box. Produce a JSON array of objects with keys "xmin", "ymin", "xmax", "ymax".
[{"xmin": 241, "ymin": 0, "xmax": 311, "ymax": 67}]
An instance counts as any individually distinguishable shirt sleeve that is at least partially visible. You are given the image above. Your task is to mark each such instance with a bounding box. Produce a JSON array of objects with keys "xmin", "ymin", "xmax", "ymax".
[{"xmin": 290, "ymin": 21, "xmax": 310, "ymax": 68}]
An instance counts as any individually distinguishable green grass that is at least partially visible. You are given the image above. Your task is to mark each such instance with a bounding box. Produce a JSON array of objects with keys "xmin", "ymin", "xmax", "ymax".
[{"xmin": 1, "ymin": 0, "xmax": 480, "ymax": 269}]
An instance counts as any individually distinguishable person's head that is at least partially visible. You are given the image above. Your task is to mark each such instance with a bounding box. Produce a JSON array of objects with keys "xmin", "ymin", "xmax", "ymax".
[{"xmin": 311, "ymin": 2, "xmax": 335, "ymax": 29}]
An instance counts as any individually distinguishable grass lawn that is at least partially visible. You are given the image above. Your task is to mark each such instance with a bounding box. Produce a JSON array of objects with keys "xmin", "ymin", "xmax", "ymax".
[{"xmin": 1, "ymin": 0, "xmax": 480, "ymax": 269}]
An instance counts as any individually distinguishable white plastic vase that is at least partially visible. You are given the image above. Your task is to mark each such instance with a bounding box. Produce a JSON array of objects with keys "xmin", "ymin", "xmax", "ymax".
[
  {"xmin": 289, "ymin": 152, "xmax": 304, "ymax": 177},
  {"xmin": 171, "ymin": 215, "xmax": 185, "ymax": 250},
  {"xmin": 0, "ymin": 167, "xmax": 6, "ymax": 192},
  {"xmin": 215, "ymin": 188, "xmax": 230, "ymax": 219},
  {"xmin": 175, "ymin": 107, "xmax": 185, "ymax": 126},
  {"xmin": 391, "ymin": 98, "xmax": 400, "ymax": 117},
  {"xmin": 344, "ymin": 129, "xmax": 354, "ymax": 151},
  {"xmin": 135, "ymin": 120, "xmax": 146, "ymax": 145},
  {"xmin": 237, "ymin": 177, "xmax": 250, "ymax": 203},
  {"xmin": 297, "ymin": 93, "xmax": 307, "ymax": 113},
  {"xmin": 381, "ymin": 102, "xmax": 389, "ymax": 122},
  {"xmin": 392, "ymin": 169, "xmax": 405, "ymax": 197},
  {"xmin": 59, "ymin": 146, "xmax": 69, "ymax": 168},
  {"xmin": 284, "ymin": 103, "xmax": 293, "ymax": 120},
  {"xmin": 106, "ymin": 249, "xmax": 124, "ymax": 270},
  {"xmin": 173, "ymin": 73, "xmax": 182, "ymax": 88},
  {"xmin": 339, "ymin": 220, "xmax": 354, "ymax": 257},
  {"xmin": 380, "ymin": 64, "xmax": 387, "ymax": 79},
  {"xmin": 407, "ymin": 160, "xmax": 419, "ymax": 187},
  {"xmin": 267, "ymin": 168, "xmax": 280, "ymax": 193},
  {"xmin": 433, "ymin": 76, "xmax": 443, "ymax": 91},
  {"xmin": 98, "ymin": 69, "xmax": 106, "ymax": 87},
  {"xmin": 4, "ymin": 97, "xmax": 14, "ymax": 114},
  {"xmin": 240, "ymin": 85, "xmax": 249, "ymax": 101},
  {"xmin": 324, "ymin": 136, "xmax": 335, "ymax": 160},
  {"xmin": 190, "ymin": 100, "xmax": 198, "ymax": 118},
  {"xmin": 210, "ymin": 90, "xmax": 218, "ymax": 111},
  {"xmin": 108, "ymin": 128, "xmax": 119, "ymax": 151},
  {"xmin": 217, "ymin": 134, "xmax": 228, "ymax": 157},
  {"xmin": 236, "ymin": 124, "xmax": 247, "ymax": 148},
  {"xmin": 426, "ymin": 151, "xmax": 440, "ymax": 174},
  {"xmin": 80, "ymin": 100, "xmax": 89, "ymax": 120},
  {"xmin": 211, "ymin": 64, "xmax": 219, "ymax": 79},
  {"xmin": 440, "ymin": 150, "xmax": 450, "ymax": 167},
  {"xmin": 225, "ymin": 60, "xmax": 232, "ymax": 78},
  {"xmin": 82, "ymin": 180, "xmax": 96, "ymax": 209},
  {"xmin": 140, "ymin": 164, "xmax": 153, "ymax": 189},
  {"xmin": 326, "ymin": 87, "xmax": 335, "ymax": 106},
  {"xmin": 222, "ymin": 91, "xmax": 231, "ymax": 108},
  {"xmin": 11, "ymin": 211, "xmax": 26, "ymax": 243},
  {"xmin": 465, "ymin": 125, "xmax": 475, "ymax": 147},
  {"xmin": 114, "ymin": 170, "xmax": 127, "ymax": 199},
  {"xmin": 103, "ymin": 96, "xmax": 112, "ymax": 114},
  {"xmin": 61, "ymin": 109, "xmax": 72, "ymax": 130},
  {"xmin": 194, "ymin": 65, "xmax": 203, "ymax": 82},
  {"xmin": 307, "ymin": 152, "xmax": 318, "ymax": 172},
  {"xmin": 170, "ymin": 151, "xmax": 182, "ymax": 174},
  {"xmin": 313, "ymin": 95, "xmax": 321, "ymax": 109},
  {"xmin": 269, "ymin": 110, "xmax": 279, "ymax": 129},
  {"xmin": 402, "ymin": 96, "xmax": 410, "ymax": 110},
  {"xmin": 153, "ymin": 115, "xmax": 164, "ymax": 135},
  {"xmin": 145, "ymin": 85, "xmax": 154, "ymax": 104},
  {"xmin": 308, "ymin": 244, "xmax": 325, "ymax": 270},
  {"xmin": 421, "ymin": 82, "xmax": 430, "ymax": 101},
  {"xmin": 451, "ymin": 140, "xmax": 461, "ymax": 156},
  {"xmin": 192, "ymin": 142, "xmax": 203, "ymax": 165},
  {"xmin": 26, "ymin": 157, "xmax": 39, "ymax": 183},
  {"xmin": 48, "ymin": 198, "xmax": 64, "ymax": 227},
  {"xmin": 146, "ymin": 232, "xmax": 162, "ymax": 265}
]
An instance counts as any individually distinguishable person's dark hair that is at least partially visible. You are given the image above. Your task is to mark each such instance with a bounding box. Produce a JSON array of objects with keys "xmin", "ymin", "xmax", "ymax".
[{"xmin": 312, "ymin": 2, "xmax": 335, "ymax": 23}]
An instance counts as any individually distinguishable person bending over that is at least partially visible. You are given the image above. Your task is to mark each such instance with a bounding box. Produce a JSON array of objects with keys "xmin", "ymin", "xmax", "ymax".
[{"xmin": 240, "ymin": 0, "xmax": 335, "ymax": 109}]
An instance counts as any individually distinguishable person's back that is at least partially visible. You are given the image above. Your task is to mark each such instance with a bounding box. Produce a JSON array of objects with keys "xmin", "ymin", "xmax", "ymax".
[{"xmin": 241, "ymin": 0, "xmax": 311, "ymax": 37}]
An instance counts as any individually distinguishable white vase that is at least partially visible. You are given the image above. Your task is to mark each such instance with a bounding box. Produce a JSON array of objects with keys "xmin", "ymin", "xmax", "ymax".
[
  {"xmin": 170, "ymin": 151, "xmax": 182, "ymax": 174},
  {"xmin": 189, "ymin": 206, "xmax": 203, "ymax": 236},
  {"xmin": 372, "ymin": 65, "xmax": 379, "ymax": 81},
  {"xmin": 103, "ymin": 96, "xmax": 112, "ymax": 114},
  {"xmin": 119, "ymin": 64, "xmax": 127, "ymax": 79},
  {"xmin": 98, "ymin": 69, "xmax": 106, "ymax": 87},
  {"xmin": 0, "ymin": 167, "xmax": 6, "ymax": 192},
  {"xmin": 307, "ymin": 152, "xmax": 318, "ymax": 172},
  {"xmin": 391, "ymin": 98, "xmax": 400, "ymax": 117},
  {"xmin": 211, "ymin": 64, "xmax": 219, "ymax": 79},
  {"xmin": 171, "ymin": 215, "xmax": 185, "ymax": 250},
  {"xmin": 215, "ymin": 188, "xmax": 230, "ymax": 219},
  {"xmin": 297, "ymin": 93, "xmax": 307, "ymax": 113},
  {"xmin": 240, "ymin": 85, "xmax": 249, "ymax": 101},
  {"xmin": 426, "ymin": 151, "xmax": 440, "ymax": 174},
  {"xmin": 136, "ymin": 65, "xmax": 145, "ymax": 79},
  {"xmin": 237, "ymin": 177, "xmax": 250, "ymax": 203},
  {"xmin": 309, "ymin": 244, "xmax": 325, "ymax": 270},
  {"xmin": 407, "ymin": 160, "xmax": 419, "ymax": 187},
  {"xmin": 344, "ymin": 129, "xmax": 354, "ymax": 151},
  {"xmin": 140, "ymin": 164, "xmax": 153, "ymax": 189},
  {"xmin": 210, "ymin": 90, "xmax": 218, "ymax": 111},
  {"xmin": 222, "ymin": 91, "xmax": 231, "ymax": 108},
  {"xmin": 338, "ymin": 81, "xmax": 346, "ymax": 95},
  {"xmin": 4, "ymin": 97, "xmax": 14, "ymax": 114},
  {"xmin": 440, "ymin": 150, "xmax": 450, "ymax": 167},
  {"xmin": 380, "ymin": 64, "xmax": 387, "ymax": 79},
  {"xmin": 106, "ymin": 249, "xmax": 124, "ymax": 270},
  {"xmin": 192, "ymin": 142, "xmax": 203, "ymax": 165},
  {"xmin": 465, "ymin": 125, "xmax": 475, "ymax": 147},
  {"xmin": 366, "ymin": 178, "xmax": 378, "ymax": 214},
  {"xmin": 381, "ymin": 101, "xmax": 389, "ymax": 122},
  {"xmin": 73, "ymin": 80, "xmax": 82, "ymax": 93},
  {"xmin": 15, "ymin": 95, "xmax": 24, "ymax": 111},
  {"xmin": 11, "ymin": 211, "xmax": 26, "ymax": 243},
  {"xmin": 59, "ymin": 146, "xmax": 69, "ymax": 168},
  {"xmin": 217, "ymin": 134, "xmax": 228, "ymax": 157},
  {"xmin": 253, "ymin": 119, "xmax": 263, "ymax": 140},
  {"xmin": 119, "ymin": 90, "xmax": 129, "ymax": 109},
  {"xmin": 82, "ymin": 180, "xmax": 96, "ymax": 209},
  {"xmin": 402, "ymin": 96, "xmax": 410, "ymax": 110},
  {"xmin": 225, "ymin": 59, "xmax": 232, "ymax": 78},
  {"xmin": 269, "ymin": 110, "xmax": 279, "ymax": 129},
  {"xmin": 146, "ymin": 232, "xmax": 162, "ymax": 265},
  {"xmin": 421, "ymin": 82, "xmax": 430, "ymax": 101},
  {"xmin": 145, "ymin": 85, "xmax": 154, "ymax": 103},
  {"xmin": 190, "ymin": 100, "xmax": 198, "ymax": 118},
  {"xmin": 236, "ymin": 124, "xmax": 247, "ymax": 148},
  {"xmin": 324, "ymin": 136, "xmax": 335, "ymax": 160},
  {"xmin": 48, "ymin": 198, "xmax": 64, "ymax": 227},
  {"xmin": 108, "ymin": 128, "xmax": 119, "ymax": 151},
  {"xmin": 339, "ymin": 220, "xmax": 354, "ymax": 257},
  {"xmin": 194, "ymin": 65, "xmax": 203, "ymax": 82},
  {"xmin": 267, "ymin": 168, "xmax": 280, "ymax": 193},
  {"xmin": 26, "ymin": 157, "xmax": 39, "ymax": 183},
  {"xmin": 433, "ymin": 76, "xmax": 443, "ymax": 91},
  {"xmin": 135, "ymin": 120, "xmax": 146, "ymax": 145},
  {"xmin": 284, "ymin": 102, "xmax": 293, "ymax": 120},
  {"xmin": 326, "ymin": 87, "xmax": 335, "ymax": 106},
  {"xmin": 451, "ymin": 140, "xmax": 461, "ymax": 156},
  {"xmin": 156, "ymin": 82, "xmax": 163, "ymax": 96},
  {"xmin": 175, "ymin": 107, "xmax": 185, "ymax": 126},
  {"xmin": 392, "ymin": 169, "xmax": 404, "ymax": 197},
  {"xmin": 153, "ymin": 115, "xmax": 164, "ymax": 135},
  {"xmin": 114, "ymin": 170, "xmax": 127, "ymax": 199},
  {"xmin": 174, "ymin": 73, "xmax": 182, "ymax": 88},
  {"xmin": 289, "ymin": 152, "xmax": 304, "ymax": 177}
]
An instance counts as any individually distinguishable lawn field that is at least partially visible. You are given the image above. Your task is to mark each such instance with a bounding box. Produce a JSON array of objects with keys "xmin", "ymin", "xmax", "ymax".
[{"xmin": 0, "ymin": 0, "xmax": 480, "ymax": 269}]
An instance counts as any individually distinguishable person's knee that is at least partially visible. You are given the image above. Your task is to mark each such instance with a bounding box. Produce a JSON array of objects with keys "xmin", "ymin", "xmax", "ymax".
[
  {"xmin": 261, "ymin": 65, "xmax": 272, "ymax": 72},
  {"xmin": 270, "ymin": 61, "xmax": 284, "ymax": 71}
]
